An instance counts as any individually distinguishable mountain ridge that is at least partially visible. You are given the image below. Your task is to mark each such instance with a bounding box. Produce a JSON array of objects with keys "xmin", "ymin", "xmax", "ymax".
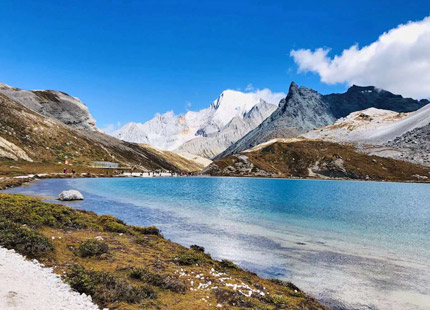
[
  {"xmin": 216, "ymin": 82, "xmax": 428, "ymax": 159},
  {"xmin": 111, "ymin": 89, "xmax": 283, "ymax": 155}
]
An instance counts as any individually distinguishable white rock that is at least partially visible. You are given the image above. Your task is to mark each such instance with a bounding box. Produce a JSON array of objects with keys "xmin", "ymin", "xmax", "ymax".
[{"xmin": 58, "ymin": 190, "xmax": 84, "ymax": 201}]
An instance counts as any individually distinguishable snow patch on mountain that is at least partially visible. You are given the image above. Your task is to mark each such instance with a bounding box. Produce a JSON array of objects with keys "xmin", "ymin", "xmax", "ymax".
[
  {"xmin": 302, "ymin": 108, "xmax": 410, "ymax": 143},
  {"xmin": 217, "ymin": 83, "xmax": 428, "ymax": 159},
  {"xmin": 112, "ymin": 89, "xmax": 284, "ymax": 152},
  {"xmin": 175, "ymin": 100, "xmax": 277, "ymax": 158}
]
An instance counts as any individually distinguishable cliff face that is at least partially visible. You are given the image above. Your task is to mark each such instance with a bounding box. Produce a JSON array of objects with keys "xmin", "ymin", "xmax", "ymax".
[{"xmin": 0, "ymin": 82, "xmax": 97, "ymax": 131}]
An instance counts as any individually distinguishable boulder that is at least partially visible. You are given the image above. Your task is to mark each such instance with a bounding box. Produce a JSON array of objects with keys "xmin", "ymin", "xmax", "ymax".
[{"xmin": 58, "ymin": 190, "xmax": 84, "ymax": 201}]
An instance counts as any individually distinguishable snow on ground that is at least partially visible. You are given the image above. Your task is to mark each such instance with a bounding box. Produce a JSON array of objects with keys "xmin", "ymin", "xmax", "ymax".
[
  {"xmin": 302, "ymin": 108, "xmax": 409, "ymax": 143},
  {"xmin": 303, "ymin": 104, "xmax": 430, "ymax": 145},
  {"xmin": 0, "ymin": 247, "xmax": 99, "ymax": 310}
]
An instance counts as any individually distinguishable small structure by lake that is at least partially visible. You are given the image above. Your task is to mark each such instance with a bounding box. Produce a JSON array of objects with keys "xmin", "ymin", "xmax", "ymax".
[{"xmin": 92, "ymin": 161, "xmax": 119, "ymax": 169}]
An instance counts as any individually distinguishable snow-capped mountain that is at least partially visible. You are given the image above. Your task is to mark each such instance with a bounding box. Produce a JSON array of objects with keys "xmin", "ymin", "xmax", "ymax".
[
  {"xmin": 217, "ymin": 83, "xmax": 428, "ymax": 159},
  {"xmin": 303, "ymin": 104, "xmax": 430, "ymax": 166},
  {"xmin": 112, "ymin": 89, "xmax": 283, "ymax": 153},
  {"xmin": 0, "ymin": 82, "xmax": 97, "ymax": 131},
  {"xmin": 175, "ymin": 100, "xmax": 277, "ymax": 158}
]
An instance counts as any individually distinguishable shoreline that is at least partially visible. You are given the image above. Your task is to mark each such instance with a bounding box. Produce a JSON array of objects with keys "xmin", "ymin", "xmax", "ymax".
[
  {"xmin": 0, "ymin": 193, "xmax": 328, "ymax": 310},
  {"xmin": 2, "ymin": 168, "xmax": 429, "ymax": 193},
  {"xmin": 3, "ymin": 175, "xmax": 430, "ymax": 310}
]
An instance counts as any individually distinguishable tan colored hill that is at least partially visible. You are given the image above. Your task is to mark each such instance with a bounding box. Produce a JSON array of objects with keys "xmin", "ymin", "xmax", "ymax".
[
  {"xmin": 0, "ymin": 93, "xmax": 200, "ymax": 172},
  {"xmin": 203, "ymin": 140, "xmax": 430, "ymax": 182},
  {"xmin": 139, "ymin": 144, "xmax": 210, "ymax": 171}
]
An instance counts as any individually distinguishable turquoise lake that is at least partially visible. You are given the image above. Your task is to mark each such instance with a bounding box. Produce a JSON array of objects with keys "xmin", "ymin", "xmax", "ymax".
[{"xmin": 5, "ymin": 177, "xmax": 430, "ymax": 310}]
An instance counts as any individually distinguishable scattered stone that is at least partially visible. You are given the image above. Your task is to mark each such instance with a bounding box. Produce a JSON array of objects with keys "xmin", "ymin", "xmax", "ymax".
[{"xmin": 58, "ymin": 190, "xmax": 84, "ymax": 201}]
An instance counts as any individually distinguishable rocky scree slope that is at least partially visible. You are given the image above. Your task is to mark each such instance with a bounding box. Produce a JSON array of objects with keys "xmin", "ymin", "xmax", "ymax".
[
  {"xmin": 217, "ymin": 83, "xmax": 428, "ymax": 159},
  {"xmin": 303, "ymin": 103, "xmax": 430, "ymax": 166},
  {"xmin": 0, "ymin": 82, "xmax": 97, "ymax": 131},
  {"xmin": 174, "ymin": 100, "xmax": 277, "ymax": 158}
]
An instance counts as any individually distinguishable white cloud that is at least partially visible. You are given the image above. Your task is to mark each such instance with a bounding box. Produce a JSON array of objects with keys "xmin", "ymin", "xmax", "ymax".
[
  {"xmin": 252, "ymin": 88, "xmax": 286, "ymax": 104},
  {"xmin": 185, "ymin": 100, "xmax": 192, "ymax": 110},
  {"xmin": 102, "ymin": 121, "xmax": 121, "ymax": 134},
  {"xmin": 245, "ymin": 83, "xmax": 254, "ymax": 91},
  {"xmin": 290, "ymin": 16, "xmax": 430, "ymax": 99}
]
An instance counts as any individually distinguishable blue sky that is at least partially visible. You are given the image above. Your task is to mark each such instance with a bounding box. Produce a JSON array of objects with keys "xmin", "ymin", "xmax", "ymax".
[{"xmin": 1, "ymin": 0, "xmax": 429, "ymax": 130}]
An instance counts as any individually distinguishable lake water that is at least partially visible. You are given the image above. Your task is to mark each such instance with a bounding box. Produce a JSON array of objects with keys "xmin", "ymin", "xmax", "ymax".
[{"xmin": 4, "ymin": 177, "xmax": 430, "ymax": 310}]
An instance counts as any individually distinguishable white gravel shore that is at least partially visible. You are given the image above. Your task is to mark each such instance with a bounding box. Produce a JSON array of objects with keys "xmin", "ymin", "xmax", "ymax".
[{"xmin": 0, "ymin": 247, "xmax": 100, "ymax": 310}]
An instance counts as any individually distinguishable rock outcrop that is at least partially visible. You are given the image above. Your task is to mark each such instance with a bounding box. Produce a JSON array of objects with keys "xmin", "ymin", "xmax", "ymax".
[
  {"xmin": 58, "ymin": 190, "xmax": 84, "ymax": 201},
  {"xmin": 0, "ymin": 82, "xmax": 97, "ymax": 131}
]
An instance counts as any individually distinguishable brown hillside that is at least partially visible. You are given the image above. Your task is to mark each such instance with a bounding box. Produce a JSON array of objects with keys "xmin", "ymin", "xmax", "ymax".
[
  {"xmin": 0, "ymin": 93, "xmax": 199, "ymax": 172},
  {"xmin": 203, "ymin": 140, "xmax": 430, "ymax": 182}
]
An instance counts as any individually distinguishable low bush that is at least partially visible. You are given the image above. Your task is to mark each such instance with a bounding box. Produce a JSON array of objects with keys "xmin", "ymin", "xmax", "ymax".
[
  {"xmin": 219, "ymin": 259, "xmax": 239, "ymax": 269},
  {"xmin": 67, "ymin": 265, "xmax": 156, "ymax": 307},
  {"xmin": 130, "ymin": 268, "xmax": 186, "ymax": 293},
  {"xmin": 190, "ymin": 244, "xmax": 205, "ymax": 252},
  {"xmin": 0, "ymin": 219, "xmax": 54, "ymax": 258},
  {"xmin": 269, "ymin": 279, "xmax": 304, "ymax": 297},
  {"xmin": 0, "ymin": 194, "xmax": 101, "ymax": 230},
  {"xmin": 132, "ymin": 225, "xmax": 161, "ymax": 236},
  {"xmin": 78, "ymin": 239, "xmax": 109, "ymax": 258},
  {"xmin": 98, "ymin": 215, "xmax": 128, "ymax": 233},
  {"xmin": 176, "ymin": 250, "xmax": 210, "ymax": 266}
]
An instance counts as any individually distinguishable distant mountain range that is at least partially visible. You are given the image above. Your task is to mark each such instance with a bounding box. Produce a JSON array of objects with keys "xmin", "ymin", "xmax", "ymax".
[
  {"xmin": 110, "ymin": 82, "xmax": 429, "ymax": 165},
  {"xmin": 2, "ymin": 79, "xmax": 430, "ymax": 177},
  {"xmin": 111, "ymin": 89, "xmax": 281, "ymax": 157},
  {"xmin": 217, "ymin": 83, "xmax": 428, "ymax": 159}
]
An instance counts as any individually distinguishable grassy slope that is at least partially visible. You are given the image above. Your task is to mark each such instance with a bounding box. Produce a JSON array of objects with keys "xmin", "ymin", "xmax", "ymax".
[
  {"xmin": 0, "ymin": 93, "xmax": 200, "ymax": 172},
  {"xmin": 139, "ymin": 144, "xmax": 206, "ymax": 172},
  {"xmin": 0, "ymin": 194, "xmax": 327, "ymax": 310},
  {"xmin": 205, "ymin": 140, "xmax": 430, "ymax": 182}
]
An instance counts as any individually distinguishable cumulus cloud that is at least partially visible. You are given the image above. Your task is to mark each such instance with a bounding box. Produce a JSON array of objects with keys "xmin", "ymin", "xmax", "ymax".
[{"xmin": 290, "ymin": 16, "xmax": 430, "ymax": 99}]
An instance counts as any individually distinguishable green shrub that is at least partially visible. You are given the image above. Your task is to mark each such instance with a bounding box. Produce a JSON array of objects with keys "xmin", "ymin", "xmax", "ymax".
[
  {"xmin": 67, "ymin": 265, "xmax": 156, "ymax": 307},
  {"xmin": 78, "ymin": 239, "xmax": 109, "ymax": 258},
  {"xmin": 132, "ymin": 225, "xmax": 161, "ymax": 236},
  {"xmin": 130, "ymin": 268, "xmax": 165, "ymax": 287},
  {"xmin": 0, "ymin": 219, "xmax": 54, "ymax": 258},
  {"xmin": 190, "ymin": 244, "xmax": 205, "ymax": 252},
  {"xmin": 130, "ymin": 268, "xmax": 186, "ymax": 293},
  {"xmin": 0, "ymin": 194, "xmax": 101, "ymax": 230},
  {"xmin": 176, "ymin": 250, "xmax": 210, "ymax": 266},
  {"xmin": 219, "ymin": 259, "xmax": 239, "ymax": 269},
  {"xmin": 98, "ymin": 215, "xmax": 128, "ymax": 233},
  {"xmin": 269, "ymin": 279, "xmax": 303, "ymax": 296}
]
